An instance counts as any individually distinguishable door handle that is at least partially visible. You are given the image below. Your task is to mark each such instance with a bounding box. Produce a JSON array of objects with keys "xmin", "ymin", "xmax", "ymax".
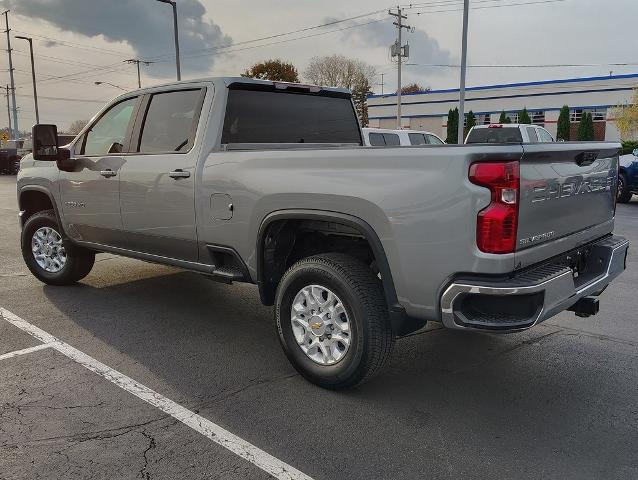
[
  {"xmin": 169, "ymin": 169, "xmax": 190, "ymax": 179},
  {"xmin": 100, "ymin": 169, "xmax": 117, "ymax": 178}
]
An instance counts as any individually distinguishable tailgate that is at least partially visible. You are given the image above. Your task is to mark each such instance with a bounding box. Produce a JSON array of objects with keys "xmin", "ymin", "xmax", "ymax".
[{"xmin": 517, "ymin": 142, "xmax": 619, "ymax": 251}]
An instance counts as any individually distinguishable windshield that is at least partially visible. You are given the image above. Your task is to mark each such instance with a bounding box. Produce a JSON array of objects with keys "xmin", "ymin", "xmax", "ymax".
[{"xmin": 466, "ymin": 127, "xmax": 523, "ymax": 144}]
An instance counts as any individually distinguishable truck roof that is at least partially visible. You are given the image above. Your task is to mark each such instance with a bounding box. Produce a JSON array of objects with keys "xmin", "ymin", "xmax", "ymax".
[{"xmin": 114, "ymin": 77, "xmax": 351, "ymax": 97}]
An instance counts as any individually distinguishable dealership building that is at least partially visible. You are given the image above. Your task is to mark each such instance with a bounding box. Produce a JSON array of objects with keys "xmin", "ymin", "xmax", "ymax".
[{"xmin": 367, "ymin": 73, "xmax": 638, "ymax": 141}]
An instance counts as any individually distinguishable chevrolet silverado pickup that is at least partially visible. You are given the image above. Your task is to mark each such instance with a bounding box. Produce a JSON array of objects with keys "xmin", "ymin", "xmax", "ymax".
[{"xmin": 17, "ymin": 77, "xmax": 628, "ymax": 389}]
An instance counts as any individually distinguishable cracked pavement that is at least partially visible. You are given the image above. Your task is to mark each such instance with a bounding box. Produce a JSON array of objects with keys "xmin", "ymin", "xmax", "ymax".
[{"xmin": 1, "ymin": 175, "xmax": 638, "ymax": 479}]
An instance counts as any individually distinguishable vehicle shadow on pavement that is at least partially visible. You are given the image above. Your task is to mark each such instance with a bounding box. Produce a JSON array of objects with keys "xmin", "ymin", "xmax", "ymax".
[{"xmin": 40, "ymin": 268, "xmax": 638, "ymax": 480}]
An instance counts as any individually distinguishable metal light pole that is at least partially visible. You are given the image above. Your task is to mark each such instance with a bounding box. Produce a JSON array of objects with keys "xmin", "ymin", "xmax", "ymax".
[
  {"xmin": 156, "ymin": 0, "xmax": 181, "ymax": 81},
  {"xmin": 457, "ymin": 0, "xmax": 470, "ymax": 145},
  {"xmin": 15, "ymin": 35, "xmax": 39, "ymax": 124},
  {"xmin": 2, "ymin": 10, "xmax": 18, "ymax": 139},
  {"xmin": 94, "ymin": 81, "xmax": 127, "ymax": 92}
]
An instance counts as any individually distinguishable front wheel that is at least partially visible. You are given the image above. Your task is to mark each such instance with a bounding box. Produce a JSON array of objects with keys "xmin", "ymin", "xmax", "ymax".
[
  {"xmin": 617, "ymin": 173, "xmax": 632, "ymax": 203},
  {"xmin": 21, "ymin": 210, "xmax": 95, "ymax": 285},
  {"xmin": 275, "ymin": 253, "xmax": 394, "ymax": 389}
]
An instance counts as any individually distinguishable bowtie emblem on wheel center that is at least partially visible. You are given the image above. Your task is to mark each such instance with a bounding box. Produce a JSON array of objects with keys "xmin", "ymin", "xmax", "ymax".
[{"xmin": 309, "ymin": 317, "xmax": 326, "ymax": 335}]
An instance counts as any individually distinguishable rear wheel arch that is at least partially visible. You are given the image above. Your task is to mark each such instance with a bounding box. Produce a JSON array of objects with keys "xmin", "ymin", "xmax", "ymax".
[{"xmin": 256, "ymin": 209, "xmax": 403, "ymax": 314}]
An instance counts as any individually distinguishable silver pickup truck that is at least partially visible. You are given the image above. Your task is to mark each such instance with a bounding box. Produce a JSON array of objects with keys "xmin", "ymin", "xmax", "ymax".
[{"xmin": 18, "ymin": 77, "xmax": 628, "ymax": 389}]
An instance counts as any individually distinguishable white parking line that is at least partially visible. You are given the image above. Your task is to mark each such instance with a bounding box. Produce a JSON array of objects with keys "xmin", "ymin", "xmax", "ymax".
[
  {"xmin": 0, "ymin": 343, "xmax": 54, "ymax": 361},
  {"xmin": 0, "ymin": 307, "xmax": 314, "ymax": 480}
]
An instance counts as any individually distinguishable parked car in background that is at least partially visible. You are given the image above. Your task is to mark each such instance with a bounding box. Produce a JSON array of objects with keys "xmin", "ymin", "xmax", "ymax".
[
  {"xmin": 618, "ymin": 148, "xmax": 638, "ymax": 203},
  {"xmin": 0, "ymin": 139, "xmax": 24, "ymax": 174},
  {"xmin": 465, "ymin": 124, "xmax": 555, "ymax": 144},
  {"xmin": 362, "ymin": 127, "xmax": 445, "ymax": 147}
]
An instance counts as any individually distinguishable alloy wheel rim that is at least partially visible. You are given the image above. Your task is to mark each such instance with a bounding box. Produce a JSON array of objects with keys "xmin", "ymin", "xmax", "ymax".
[
  {"xmin": 290, "ymin": 284, "xmax": 352, "ymax": 365},
  {"xmin": 31, "ymin": 226, "xmax": 66, "ymax": 273}
]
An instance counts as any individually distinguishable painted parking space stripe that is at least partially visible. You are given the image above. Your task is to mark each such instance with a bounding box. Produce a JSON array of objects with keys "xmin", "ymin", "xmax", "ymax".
[
  {"xmin": 0, "ymin": 307, "xmax": 314, "ymax": 480},
  {"xmin": 0, "ymin": 343, "xmax": 54, "ymax": 361}
]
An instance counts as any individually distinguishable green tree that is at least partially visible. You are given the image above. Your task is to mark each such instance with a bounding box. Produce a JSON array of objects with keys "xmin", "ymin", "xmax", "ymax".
[
  {"xmin": 241, "ymin": 59, "xmax": 299, "ymax": 82},
  {"xmin": 465, "ymin": 110, "xmax": 476, "ymax": 136},
  {"xmin": 556, "ymin": 105, "xmax": 571, "ymax": 141},
  {"xmin": 498, "ymin": 111, "xmax": 512, "ymax": 124},
  {"xmin": 519, "ymin": 107, "xmax": 531, "ymax": 124},
  {"xmin": 576, "ymin": 112, "xmax": 595, "ymax": 141},
  {"xmin": 446, "ymin": 108, "xmax": 459, "ymax": 144}
]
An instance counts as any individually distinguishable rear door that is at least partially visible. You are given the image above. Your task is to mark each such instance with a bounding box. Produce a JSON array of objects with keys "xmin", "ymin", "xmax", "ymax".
[
  {"xmin": 118, "ymin": 87, "xmax": 207, "ymax": 261},
  {"xmin": 59, "ymin": 96, "xmax": 140, "ymax": 243},
  {"xmin": 518, "ymin": 143, "xmax": 618, "ymax": 251}
]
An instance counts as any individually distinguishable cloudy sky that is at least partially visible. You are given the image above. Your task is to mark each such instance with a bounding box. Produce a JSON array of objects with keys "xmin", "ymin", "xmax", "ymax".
[{"xmin": 1, "ymin": 0, "xmax": 636, "ymax": 130}]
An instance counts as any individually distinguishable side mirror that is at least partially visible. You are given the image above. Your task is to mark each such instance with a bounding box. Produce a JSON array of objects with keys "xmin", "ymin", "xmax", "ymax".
[{"xmin": 32, "ymin": 124, "xmax": 70, "ymax": 162}]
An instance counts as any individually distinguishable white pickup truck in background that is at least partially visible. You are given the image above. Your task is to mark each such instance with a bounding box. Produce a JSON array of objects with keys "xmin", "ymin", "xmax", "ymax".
[
  {"xmin": 466, "ymin": 124, "xmax": 555, "ymax": 144},
  {"xmin": 362, "ymin": 127, "xmax": 445, "ymax": 146}
]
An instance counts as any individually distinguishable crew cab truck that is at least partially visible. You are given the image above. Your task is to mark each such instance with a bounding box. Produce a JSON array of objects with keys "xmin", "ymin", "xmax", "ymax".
[{"xmin": 18, "ymin": 77, "xmax": 628, "ymax": 389}]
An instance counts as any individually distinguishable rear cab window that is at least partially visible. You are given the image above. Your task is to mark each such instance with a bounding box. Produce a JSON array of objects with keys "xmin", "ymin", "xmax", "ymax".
[
  {"xmin": 465, "ymin": 127, "xmax": 523, "ymax": 144},
  {"xmin": 137, "ymin": 88, "xmax": 204, "ymax": 153},
  {"xmin": 222, "ymin": 86, "xmax": 362, "ymax": 145},
  {"xmin": 526, "ymin": 127, "xmax": 539, "ymax": 142}
]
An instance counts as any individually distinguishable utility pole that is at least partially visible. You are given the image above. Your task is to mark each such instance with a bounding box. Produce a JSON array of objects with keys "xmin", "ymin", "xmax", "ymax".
[
  {"xmin": 380, "ymin": 73, "xmax": 385, "ymax": 95},
  {"xmin": 156, "ymin": 0, "xmax": 181, "ymax": 81},
  {"xmin": 15, "ymin": 35, "xmax": 39, "ymax": 124},
  {"xmin": 389, "ymin": 7, "xmax": 410, "ymax": 129},
  {"xmin": 124, "ymin": 59, "xmax": 155, "ymax": 88},
  {"xmin": 457, "ymin": 0, "xmax": 470, "ymax": 145},
  {"xmin": 2, "ymin": 10, "xmax": 18, "ymax": 139},
  {"xmin": 4, "ymin": 85, "xmax": 11, "ymax": 138}
]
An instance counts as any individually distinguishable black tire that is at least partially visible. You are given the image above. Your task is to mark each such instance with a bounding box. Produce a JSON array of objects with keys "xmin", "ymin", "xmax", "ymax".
[
  {"xmin": 617, "ymin": 173, "xmax": 632, "ymax": 203},
  {"xmin": 21, "ymin": 210, "xmax": 95, "ymax": 285},
  {"xmin": 275, "ymin": 253, "xmax": 394, "ymax": 389}
]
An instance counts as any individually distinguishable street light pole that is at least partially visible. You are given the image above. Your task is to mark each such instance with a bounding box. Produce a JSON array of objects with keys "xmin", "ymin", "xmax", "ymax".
[
  {"xmin": 15, "ymin": 35, "xmax": 39, "ymax": 124},
  {"xmin": 94, "ymin": 81, "xmax": 127, "ymax": 92},
  {"xmin": 457, "ymin": 0, "xmax": 470, "ymax": 145},
  {"xmin": 156, "ymin": 0, "xmax": 181, "ymax": 81}
]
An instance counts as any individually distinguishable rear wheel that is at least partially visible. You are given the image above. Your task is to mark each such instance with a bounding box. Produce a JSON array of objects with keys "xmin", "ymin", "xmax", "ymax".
[
  {"xmin": 617, "ymin": 173, "xmax": 632, "ymax": 203},
  {"xmin": 275, "ymin": 253, "xmax": 394, "ymax": 389},
  {"xmin": 21, "ymin": 210, "xmax": 95, "ymax": 285}
]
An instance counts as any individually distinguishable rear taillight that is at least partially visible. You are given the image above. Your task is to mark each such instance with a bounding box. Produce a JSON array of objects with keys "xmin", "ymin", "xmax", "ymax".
[{"xmin": 469, "ymin": 161, "xmax": 520, "ymax": 254}]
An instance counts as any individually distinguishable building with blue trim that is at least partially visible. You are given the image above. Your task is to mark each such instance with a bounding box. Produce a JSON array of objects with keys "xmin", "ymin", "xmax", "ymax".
[{"xmin": 367, "ymin": 73, "xmax": 638, "ymax": 141}]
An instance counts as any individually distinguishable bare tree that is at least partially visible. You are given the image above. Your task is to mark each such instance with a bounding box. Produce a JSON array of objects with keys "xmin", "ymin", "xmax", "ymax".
[
  {"xmin": 305, "ymin": 55, "xmax": 376, "ymax": 126},
  {"xmin": 305, "ymin": 54, "xmax": 376, "ymax": 90},
  {"xmin": 67, "ymin": 119, "xmax": 89, "ymax": 135}
]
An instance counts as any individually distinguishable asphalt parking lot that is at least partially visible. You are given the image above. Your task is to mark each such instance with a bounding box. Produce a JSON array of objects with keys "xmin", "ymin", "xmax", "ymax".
[{"xmin": 1, "ymin": 174, "xmax": 637, "ymax": 480}]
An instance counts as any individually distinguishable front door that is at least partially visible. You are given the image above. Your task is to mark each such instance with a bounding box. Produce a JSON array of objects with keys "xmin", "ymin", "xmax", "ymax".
[
  {"xmin": 58, "ymin": 96, "xmax": 139, "ymax": 244},
  {"xmin": 118, "ymin": 88, "xmax": 205, "ymax": 262}
]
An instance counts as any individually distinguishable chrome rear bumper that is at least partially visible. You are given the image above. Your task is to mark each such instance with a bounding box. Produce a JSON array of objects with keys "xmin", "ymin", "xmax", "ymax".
[{"xmin": 440, "ymin": 235, "xmax": 629, "ymax": 332}]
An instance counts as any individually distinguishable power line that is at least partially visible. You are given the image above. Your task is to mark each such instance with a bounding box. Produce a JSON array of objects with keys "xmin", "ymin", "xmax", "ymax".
[
  {"xmin": 407, "ymin": 62, "xmax": 638, "ymax": 68},
  {"xmin": 407, "ymin": 0, "xmax": 569, "ymax": 14}
]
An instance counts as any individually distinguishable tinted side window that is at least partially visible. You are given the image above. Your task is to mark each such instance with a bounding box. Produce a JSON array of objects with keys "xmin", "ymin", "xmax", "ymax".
[
  {"xmin": 526, "ymin": 127, "xmax": 539, "ymax": 142},
  {"xmin": 83, "ymin": 97, "xmax": 137, "ymax": 156},
  {"xmin": 426, "ymin": 134, "xmax": 444, "ymax": 145},
  {"xmin": 408, "ymin": 133, "xmax": 427, "ymax": 145},
  {"xmin": 222, "ymin": 89, "xmax": 362, "ymax": 144},
  {"xmin": 537, "ymin": 128, "xmax": 554, "ymax": 142},
  {"xmin": 383, "ymin": 133, "xmax": 401, "ymax": 146},
  {"xmin": 368, "ymin": 133, "xmax": 385, "ymax": 146},
  {"xmin": 138, "ymin": 89, "xmax": 203, "ymax": 153}
]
